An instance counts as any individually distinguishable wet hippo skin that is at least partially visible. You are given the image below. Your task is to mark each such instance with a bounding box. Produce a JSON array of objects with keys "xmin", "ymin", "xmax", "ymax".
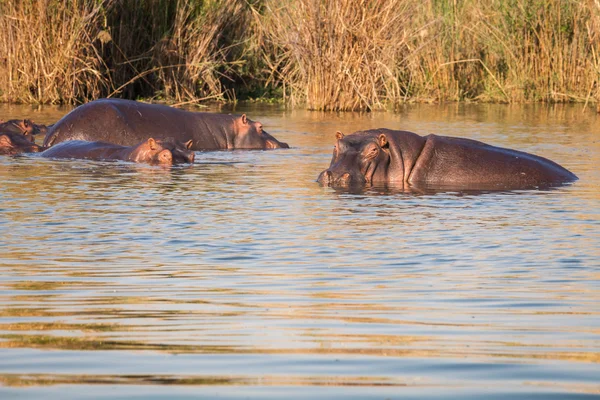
[
  {"xmin": 318, "ymin": 129, "xmax": 577, "ymax": 190},
  {"xmin": 41, "ymin": 137, "xmax": 195, "ymax": 165},
  {"xmin": 43, "ymin": 99, "xmax": 289, "ymax": 151},
  {"xmin": 0, "ymin": 132, "xmax": 45, "ymax": 155}
]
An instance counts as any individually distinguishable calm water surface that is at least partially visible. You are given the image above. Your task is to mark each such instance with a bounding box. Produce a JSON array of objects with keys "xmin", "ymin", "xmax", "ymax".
[{"xmin": 0, "ymin": 103, "xmax": 599, "ymax": 399}]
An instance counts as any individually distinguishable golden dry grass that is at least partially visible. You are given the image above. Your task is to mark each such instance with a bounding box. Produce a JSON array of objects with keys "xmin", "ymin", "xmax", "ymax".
[
  {"xmin": 0, "ymin": 0, "xmax": 598, "ymax": 110},
  {"xmin": 0, "ymin": 0, "xmax": 110, "ymax": 104}
]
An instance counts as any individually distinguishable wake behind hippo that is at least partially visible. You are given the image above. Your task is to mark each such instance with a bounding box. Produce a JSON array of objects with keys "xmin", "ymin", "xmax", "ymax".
[
  {"xmin": 318, "ymin": 129, "xmax": 577, "ymax": 190},
  {"xmin": 43, "ymin": 98, "xmax": 289, "ymax": 151}
]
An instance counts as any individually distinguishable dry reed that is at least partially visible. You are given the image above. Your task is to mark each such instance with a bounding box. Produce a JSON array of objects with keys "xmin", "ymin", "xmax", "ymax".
[
  {"xmin": 259, "ymin": 0, "xmax": 415, "ymax": 111},
  {"xmin": 0, "ymin": 0, "xmax": 110, "ymax": 104},
  {"xmin": 0, "ymin": 0, "xmax": 598, "ymax": 109},
  {"xmin": 105, "ymin": 0, "xmax": 248, "ymax": 103}
]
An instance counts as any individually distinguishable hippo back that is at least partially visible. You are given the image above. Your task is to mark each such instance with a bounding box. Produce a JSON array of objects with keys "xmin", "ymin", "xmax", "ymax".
[
  {"xmin": 408, "ymin": 134, "xmax": 577, "ymax": 188},
  {"xmin": 43, "ymin": 99, "xmax": 200, "ymax": 147},
  {"xmin": 43, "ymin": 98, "xmax": 287, "ymax": 151}
]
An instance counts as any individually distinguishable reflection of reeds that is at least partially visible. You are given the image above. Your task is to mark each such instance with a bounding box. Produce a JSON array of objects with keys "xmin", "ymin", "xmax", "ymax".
[{"xmin": 0, "ymin": 0, "xmax": 598, "ymax": 109}]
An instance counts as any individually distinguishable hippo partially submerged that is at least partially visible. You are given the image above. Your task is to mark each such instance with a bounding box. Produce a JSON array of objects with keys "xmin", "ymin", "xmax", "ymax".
[
  {"xmin": 43, "ymin": 99, "xmax": 289, "ymax": 150},
  {"xmin": 317, "ymin": 129, "xmax": 577, "ymax": 190},
  {"xmin": 0, "ymin": 132, "xmax": 45, "ymax": 155},
  {"xmin": 41, "ymin": 137, "xmax": 195, "ymax": 165},
  {"xmin": 0, "ymin": 119, "xmax": 49, "ymax": 142}
]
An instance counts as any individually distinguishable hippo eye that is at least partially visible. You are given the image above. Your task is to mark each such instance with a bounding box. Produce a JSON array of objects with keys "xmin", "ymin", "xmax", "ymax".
[{"xmin": 363, "ymin": 145, "xmax": 379, "ymax": 160}]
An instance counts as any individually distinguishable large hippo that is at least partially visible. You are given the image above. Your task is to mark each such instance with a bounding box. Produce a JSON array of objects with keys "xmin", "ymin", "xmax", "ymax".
[
  {"xmin": 43, "ymin": 98, "xmax": 289, "ymax": 150},
  {"xmin": 317, "ymin": 129, "xmax": 577, "ymax": 190},
  {"xmin": 0, "ymin": 132, "xmax": 45, "ymax": 155},
  {"xmin": 41, "ymin": 137, "xmax": 195, "ymax": 165}
]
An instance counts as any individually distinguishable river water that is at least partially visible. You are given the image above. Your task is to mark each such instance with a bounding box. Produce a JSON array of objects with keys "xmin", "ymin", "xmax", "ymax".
[{"xmin": 1, "ymin": 103, "xmax": 599, "ymax": 399}]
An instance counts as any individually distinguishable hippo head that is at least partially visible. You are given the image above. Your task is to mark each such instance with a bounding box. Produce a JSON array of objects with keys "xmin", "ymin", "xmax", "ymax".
[
  {"xmin": 130, "ymin": 137, "xmax": 195, "ymax": 165},
  {"xmin": 232, "ymin": 114, "xmax": 289, "ymax": 150},
  {"xmin": 0, "ymin": 119, "xmax": 48, "ymax": 138},
  {"xmin": 157, "ymin": 137, "xmax": 196, "ymax": 164},
  {"xmin": 0, "ymin": 132, "xmax": 44, "ymax": 155},
  {"xmin": 317, "ymin": 131, "xmax": 391, "ymax": 187}
]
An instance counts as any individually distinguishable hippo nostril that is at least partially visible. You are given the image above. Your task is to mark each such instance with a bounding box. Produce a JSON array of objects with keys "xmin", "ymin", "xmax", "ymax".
[
  {"xmin": 318, "ymin": 170, "xmax": 333, "ymax": 185},
  {"xmin": 338, "ymin": 173, "xmax": 352, "ymax": 186},
  {"xmin": 188, "ymin": 152, "xmax": 195, "ymax": 163}
]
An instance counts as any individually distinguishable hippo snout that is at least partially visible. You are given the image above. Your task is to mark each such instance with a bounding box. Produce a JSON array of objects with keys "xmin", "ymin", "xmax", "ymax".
[
  {"xmin": 318, "ymin": 170, "xmax": 333, "ymax": 186},
  {"xmin": 317, "ymin": 170, "xmax": 356, "ymax": 187},
  {"xmin": 338, "ymin": 173, "xmax": 352, "ymax": 186},
  {"xmin": 187, "ymin": 151, "xmax": 195, "ymax": 163}
]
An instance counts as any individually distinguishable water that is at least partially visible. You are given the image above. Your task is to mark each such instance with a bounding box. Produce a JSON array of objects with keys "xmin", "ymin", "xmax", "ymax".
[{"xmin": 1, "ymin": 103, "xmax": 599, "ymax": 399}]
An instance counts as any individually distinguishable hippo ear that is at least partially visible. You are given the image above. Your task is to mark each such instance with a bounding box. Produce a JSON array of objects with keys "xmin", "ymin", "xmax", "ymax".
[
  {"xmin": 335, "ymin": 131, "xmax": 344, "ymax": 140},
  {"xmin": 185, "ymin": 140, "xmax": 193, "ymax": 149},
  {"xmin": 147, "ymin": 138, "xmax": 158, "ymax": 150},
  {"xmin": 241, "ymin": 114, "xmax": 248, "ymax": 125},
  {"xmin": 23, "ymin": 119, "xmax": 31, "ymax": 127},
  {"xmin": 378, "ymin": 133, "xmax": 388, "ymax": 148}
]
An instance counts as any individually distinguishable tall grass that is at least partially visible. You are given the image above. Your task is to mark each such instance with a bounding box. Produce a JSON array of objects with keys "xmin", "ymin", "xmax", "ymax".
[
  {"xmin": 0, "ymin": 0, "xmax": 249, "ymax": 104},
  {"xmin": 0, "ymin": 0, "xmax": 110, "ymax": 104},
  {"xmin": 406, "ymin": 0, "xmax": 600, "ymax": 104},
  {"xmin": 105, "ymin": 0, "xmax": 249, "ymax": 104},
  {"xmin": 259, "ymin": 0, "xmax": 415, "ymax": 111},
  {"xmin": 260, "ymin": 0, "xmax": 600, "ymax": 109},
  {"xmin": 0, "ymin": 0, "xmax": 598, "ymax": 110}
]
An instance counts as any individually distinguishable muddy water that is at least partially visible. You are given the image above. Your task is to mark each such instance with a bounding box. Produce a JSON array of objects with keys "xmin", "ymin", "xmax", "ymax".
[{"xmin": 0, "ymin": 103, "xmax": 599, "ymax": 399}]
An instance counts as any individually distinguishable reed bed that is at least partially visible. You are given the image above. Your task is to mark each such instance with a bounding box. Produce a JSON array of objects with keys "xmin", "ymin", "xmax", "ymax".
[
  {"xmin": 104, "ymin": 0, "xmax": 248, "ymax": 103},
  {"xmin": 0, "ymin": 0, "xmax": 598, "ymax": 110},
  {"xmin": 0, "ymin": 0, "xmax": 110, "ymax": 104},
  {"xmin": 259, "ymin": 0, "xmax": 415, "ymax": 111}
]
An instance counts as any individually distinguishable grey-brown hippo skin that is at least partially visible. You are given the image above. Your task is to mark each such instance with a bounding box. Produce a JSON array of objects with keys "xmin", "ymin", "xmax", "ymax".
[
  {"xmin": 43, "ymin": 98, "xmax": 289, "ymax": 150},
  {"xmin": 0, "ymin": 132, "xmax": 45, "ymax": 155},
  {"xmin": 317, "ymin": 129, "xmax": 577, "ymax": 190},
  {"xmin": 41, "ymin": 137, "xmax": 195, "ymax": 165},
  {"xmin": 0, "ymin": 119, "xmax": 49, "ymax": 141}
]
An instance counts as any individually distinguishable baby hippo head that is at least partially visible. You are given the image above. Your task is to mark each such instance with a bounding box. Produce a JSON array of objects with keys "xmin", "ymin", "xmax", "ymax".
[
  {"xmin": 157, "ymin": 137, "xmax": 195, "ymax": 164},
  {"xmin": 233, "ymin": 114, "xmax": 289, "ymax": 150},
  {"xmin": 317, "ymin": 131, "xmax": 390, "ymax": 187},
  {"xmin": 130, "ymin": 137, "xmax": 195, "ymax": 165},
  {"xmin": 0, "ymin": 132, "xmax": 44, "ymax": 155}
]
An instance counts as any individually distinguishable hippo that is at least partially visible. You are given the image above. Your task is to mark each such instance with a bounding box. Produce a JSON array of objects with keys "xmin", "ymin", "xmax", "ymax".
[
  {"xmin": 0, "ymin": 119, "xmax": 49, "ymax": 139},
  {"xmin": 0, "ymin": 132, "xmax": 45, "ymax": 155},
  {"xmin": 317, "ymin": 129, "xmax": 577, "ymax": 190},
  {"xmin": 43, "ymin": 98, "xmax": 289, "ymax": 150},
  {"xmin": 40, "ymin": 137, "xmax": 195, "ymax": 165}
]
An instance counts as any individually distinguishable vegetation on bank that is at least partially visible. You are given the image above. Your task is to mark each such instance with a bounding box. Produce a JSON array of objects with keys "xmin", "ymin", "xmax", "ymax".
[{"xmin": 1, "ymin": 0, "xmax": 598, "ymax": 111}]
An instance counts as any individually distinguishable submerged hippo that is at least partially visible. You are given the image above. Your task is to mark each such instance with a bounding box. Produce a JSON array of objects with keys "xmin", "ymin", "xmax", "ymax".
[
  {"xmin": 317, "ymin": 129, "xmax": 577, "ymax": 190},
  {"xmin": 41, "ymin": 137, "xmax": 195, "ymax": 165},
  {"xmin": 0, "ymin": 119, "xmax": 49, "ymax": 139},
  {"xmin": 43, "ymin": 98, "xmax": 289, "ymax": 150},
  {"xmin": 0, "ymin": 132, "xmax": 45, "ymax": 155}
]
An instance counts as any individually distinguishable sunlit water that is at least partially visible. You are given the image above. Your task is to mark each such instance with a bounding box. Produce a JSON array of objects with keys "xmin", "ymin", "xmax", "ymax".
[{"xmin": 1, "ymin": 103, "xmax": 599, "ymax": 399}]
